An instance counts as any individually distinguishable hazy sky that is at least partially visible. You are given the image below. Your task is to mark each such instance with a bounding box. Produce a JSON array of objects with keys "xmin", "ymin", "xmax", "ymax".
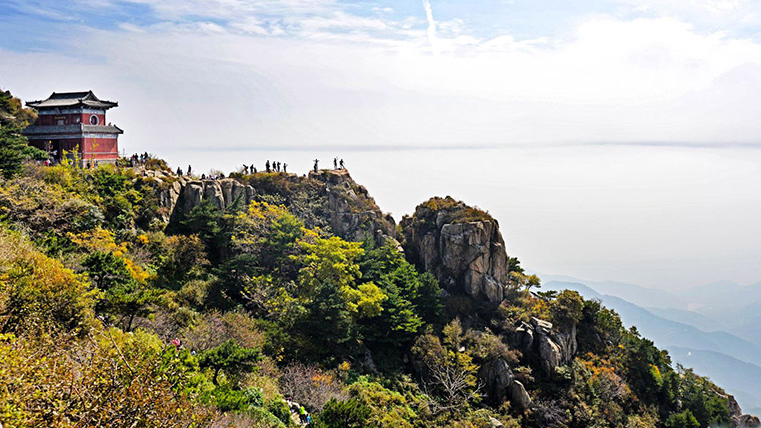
[{"xmin": 1, "ymin": 0, "xmax": 760, "ymax": 290}]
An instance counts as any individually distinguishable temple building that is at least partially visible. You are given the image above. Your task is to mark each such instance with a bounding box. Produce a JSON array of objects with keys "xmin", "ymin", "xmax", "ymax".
[{"xmin": 23, "ymin": 91, "xmax": 123, "ymax": 163}]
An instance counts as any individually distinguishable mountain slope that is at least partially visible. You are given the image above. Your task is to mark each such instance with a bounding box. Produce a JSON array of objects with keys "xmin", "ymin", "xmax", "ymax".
[
  {"xmin": 669, "ymin": 347, "xmax": 761, "ymax": 416},
  {"xmin": 545, "ymin": 279, "xmax": 761, "ymax": 414}
]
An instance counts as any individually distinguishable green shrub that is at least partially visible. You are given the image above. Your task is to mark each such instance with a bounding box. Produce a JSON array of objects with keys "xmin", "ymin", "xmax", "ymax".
[
  {"xmin": 317, "ymin": 398, "xmax": 371, "ymax": 428},
  {"xmin": 210, "ymin": 385, "xmax": 264, "ymax": 412},
  {"xmin": 266, "ymin": 397, "xmax": 292, "ymax": 425}
]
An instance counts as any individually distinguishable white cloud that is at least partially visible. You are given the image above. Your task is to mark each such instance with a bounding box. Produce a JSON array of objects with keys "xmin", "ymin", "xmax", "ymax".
[{"xmin": 5, "ymin": 13, "xmax": 761, "ymax": 152}]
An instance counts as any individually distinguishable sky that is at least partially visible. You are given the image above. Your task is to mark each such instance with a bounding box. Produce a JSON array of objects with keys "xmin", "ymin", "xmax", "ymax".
[{"xmin": 1, "ymin": 0, "xmax": 760, "ymax": 290}]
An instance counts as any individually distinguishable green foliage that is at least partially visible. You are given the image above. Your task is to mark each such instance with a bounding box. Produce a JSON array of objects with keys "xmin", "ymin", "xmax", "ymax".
[
  {"xmin": 245, "ymin": 171, "xmax": 331, "ymax": 230},
  {"xmin": 413, "ymin": 319, "xmax": 481, "ymax": 414},
  {"xmin": 342, "ymin": 379, "xmax": 419, "ymax": 428},
  {"xmin": 549, "ymin": 289, "xmax": 584, "ymax": 328},
  {"xmin": 576, "ymin": 298, "xmax": 625, "ymax": 354},
  {"xmin": 0, "ymin": 330, "xmax": 216, "ymax": 427},
  {"xmin": 664, "ymin": 410, "xmax": 700, "ymax": 428},
  {"xmin": 672, "ymin": 366, "xmax": 731, "ymax": 427},
  {"xmin": 0, "ymin": 124, "xmax": 45, "ymax": 179},
  {"xmin": 207, "ymin": 385, "xmax": 264, "ymax": 412},
  {"xmin": 83, "ymin": 250, "xmax": 164, "ymax": 331},
  {"xmin": 181, "ymin": 199, "xmax": 235, "ymax": 264},
  {"xmin": 353, "ymin": 241, "xmax": 443, "ymax": 367},
  {"xmin": 0, "ymin": 175, "xmax": 105, "ymax": 239},
  {"xmin": 0, "ymin": 89, "xmax": 36, "ymax": 128},
  {"xmin": 0, "ymin": 227, "xmax": 97, "ymax": 335},
  {"xmin": 293, "ymin": 230, "xmax": 388, "ymax": 358},
  {"xmin": 197, "ymin": 339, "xmax": 261, "ymax": 385},
  {"xmin": 265, "ymin": 397, "xmax": 292, "ymax": 425},
  {"xmin": 0, "ymin": 90, "xmax": 44, "ymax": 179},
  {"xmin": 317, "ymin": 398, "xmax": 372, "ymax": 428},
  {"xmin": 507, "ymin": 256, "xmax": 524, "ymax": 274},
  {"xmin": 418, "ymin": 196, "xmax": 491, "ymax": 223},
  {"xmin": 509, "ymin": 270, "xmax": 541, "ymax": 292}
]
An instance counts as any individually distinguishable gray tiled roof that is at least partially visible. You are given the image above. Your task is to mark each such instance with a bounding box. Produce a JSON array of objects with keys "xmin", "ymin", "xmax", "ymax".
[
  {"xmin": 22, "ymin": 124, "xmax": 124, "ymax": 135},
  {"xmin": 26, "ymin": 91, "xmax": 118, "ymax": 109}
]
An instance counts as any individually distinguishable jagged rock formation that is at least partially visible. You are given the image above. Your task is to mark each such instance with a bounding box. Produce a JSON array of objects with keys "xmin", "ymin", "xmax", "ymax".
[
  {"xmin": 180, "ymin": 178, "xmax": 256, "ymax": 213},
  {"xmin": 515, "ymin": 317, "xmax": 577, "ymax": 375},
  {"xmin": 144, "ymin": 170, "xmax": 256, "ymax": 223},
  {"xmin": 400, "ymin": 197, "xmax": 510, "ymax": 302},
  {"xmin": 479, "ymin": 358, "xmax": 532, "ymax": 411},
  {"xmin": 308, "ymin": 169, "xmax": 396, "ymax": 243},
  {"xmin": 726, "ymin": 393, "xmax": 761, "ymax": 428},
  {"xmin": 150, "ymin": 168, "xmax": 395, "ymax": 244}
]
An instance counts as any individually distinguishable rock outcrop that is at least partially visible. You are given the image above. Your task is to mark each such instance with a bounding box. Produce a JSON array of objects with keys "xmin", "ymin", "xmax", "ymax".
[
  {"xmin": 725, "ymin": 393, "xmax": 761, "ymax": 428},
  {"xmin": 150, "ymin": 168, "xmax": 395, "ymax": 245},
  {"xmin": 478, "ymin": 358, "xmax": 532, "ymax": 411},
  {"xmin": 400, "ymin": 197, "xmax": 509, "ymax": 302},
  {"xmin": 154, "ymin": 176, "xmax": 256, "ymax": 222},
  {"xmin": 515, "ymin": 317, "xmax": 577, "ymax": 375},
  {"xmin": 308, "ymin": 169, "xmax": 396, "ymax": 243}
]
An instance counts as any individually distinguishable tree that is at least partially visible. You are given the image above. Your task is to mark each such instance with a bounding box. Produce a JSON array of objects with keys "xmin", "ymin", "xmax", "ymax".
[
  {"xmin": 549, "ymin": 289, "xmax": 584, "ymax": 328},
  {"xmin": 83, "ymin": 251, "xmax": 163, "ymax": 331},
  {"xmin": 675, "ymin": 366, "xmax": 731, "ymax": 427},
  {"xmin": 0, "ymin": 228, "xmax": 97, "ymax": 335},
  {"xmin": 295, "ymin": 231, "xmax": 387, "ymax": 357},
  {"xmin": 0, "ymin": 124, "xmax": 45, "ymax": 179},
  {"xmin": 358, "ymin": 243, "xmax": 441, "ymax": 351},
  {"xmin": 507, "ymin": 256, "xmax": 524, "ymax": 275},
  {"xmin": 197, "ymin": 339, "xmax": 261, "ymax": 385},
  {"xmin": 509, "ymin": 271, "xmax": 541, "ymax": 292},
  {"xmin": 412, "ymin": 319, "xmax": 480, "ymax": 414},
  {"xmin": 83, "ymin": 251, "xmax": 131, "ymax": 290},
  {"xmin": 664, "ymin": 410, "xmax": 700, "ymax": 428},
  {"xmin": 180, "ymin": 199, "xmax": 236, "ymax": 263},
  {"xmin": 317, "ymin": 398, "xmax": 371, "ymax": 428}
]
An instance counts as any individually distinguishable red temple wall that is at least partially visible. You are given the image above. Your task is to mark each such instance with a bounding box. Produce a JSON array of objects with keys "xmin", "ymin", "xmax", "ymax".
[
  {"xmin": 81, "ymin": 113, "xmax": 106, "ymax": 125},
  {"xmin": 35, "ymin": 113, "xmax": 107, "ymax": 126},
  {"xmin": 82, "ymin": 137, "xmax": 118, "ymax": 160}
]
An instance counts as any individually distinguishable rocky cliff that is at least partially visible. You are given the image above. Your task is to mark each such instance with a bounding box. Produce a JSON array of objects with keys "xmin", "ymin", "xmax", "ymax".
[
  {"xmin": 400, "ymin": 196, "xmax": 510, "ymax": 302},
  {"xmin": 308, "ymin": 169, "xmax": 396, "ymax": 243},
  {"xmin": 149, "ymin": 168, "xmax": 395, "ymax": 244},
  {"xmin": 514, "ymin": 317, "xmax": 578, "ymax": 375}
]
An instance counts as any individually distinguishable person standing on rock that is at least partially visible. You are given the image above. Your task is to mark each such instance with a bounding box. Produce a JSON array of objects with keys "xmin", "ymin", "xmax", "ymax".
[
  {"xmin": 187, "ymin": 165, "xmax": 192, "ymax": 176},
  {"xmin": 339, "ymin": 159, "xmax": 344, "ymax": 169},
  {"xmin": 333, "ymin": 157, "xmax": 338, "ymax": 169},
  {"xmin": 266, "ymin": 160, "xmax": 271, "ymax": 173},
  {"xmin": 313, "ymin": 159, "xmax": 319, "ymax": 173},
  {"xmin": 283, "ymin": 163, "xmax": 287, "ymax": 173}
]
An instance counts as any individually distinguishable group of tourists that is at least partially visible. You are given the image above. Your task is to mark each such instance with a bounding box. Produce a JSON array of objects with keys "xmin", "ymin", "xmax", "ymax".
[
  {"xmin": 115, "ymin": 154, "xmax": 349, "ymax": 180},
  {"xmin": 199, "ymin": 172, "xmax": 225, "ymax": 180},
  {"xmin": 127, "ymin": 152, "xmax": 151, "ymax": 167},
  {"xmin": 175, "ymin": 165, "xmax": 193, "ymax": 176},
  {"xmin": 285, "ymin": 397, "xmax": 312, "ymax": 425},
  {"xmin": 312, "ymin": 157, "xmax": 345, "ymax": 173},
  {"xmin": 264, "ymin": 160, "xmax": 287, "ymax": 173}
]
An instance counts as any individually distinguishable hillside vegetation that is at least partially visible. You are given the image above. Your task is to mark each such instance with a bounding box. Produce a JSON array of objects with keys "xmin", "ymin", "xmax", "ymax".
[{"xmin": 0, "ymin": 89, "xmax": 753, "ymax": 428}]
